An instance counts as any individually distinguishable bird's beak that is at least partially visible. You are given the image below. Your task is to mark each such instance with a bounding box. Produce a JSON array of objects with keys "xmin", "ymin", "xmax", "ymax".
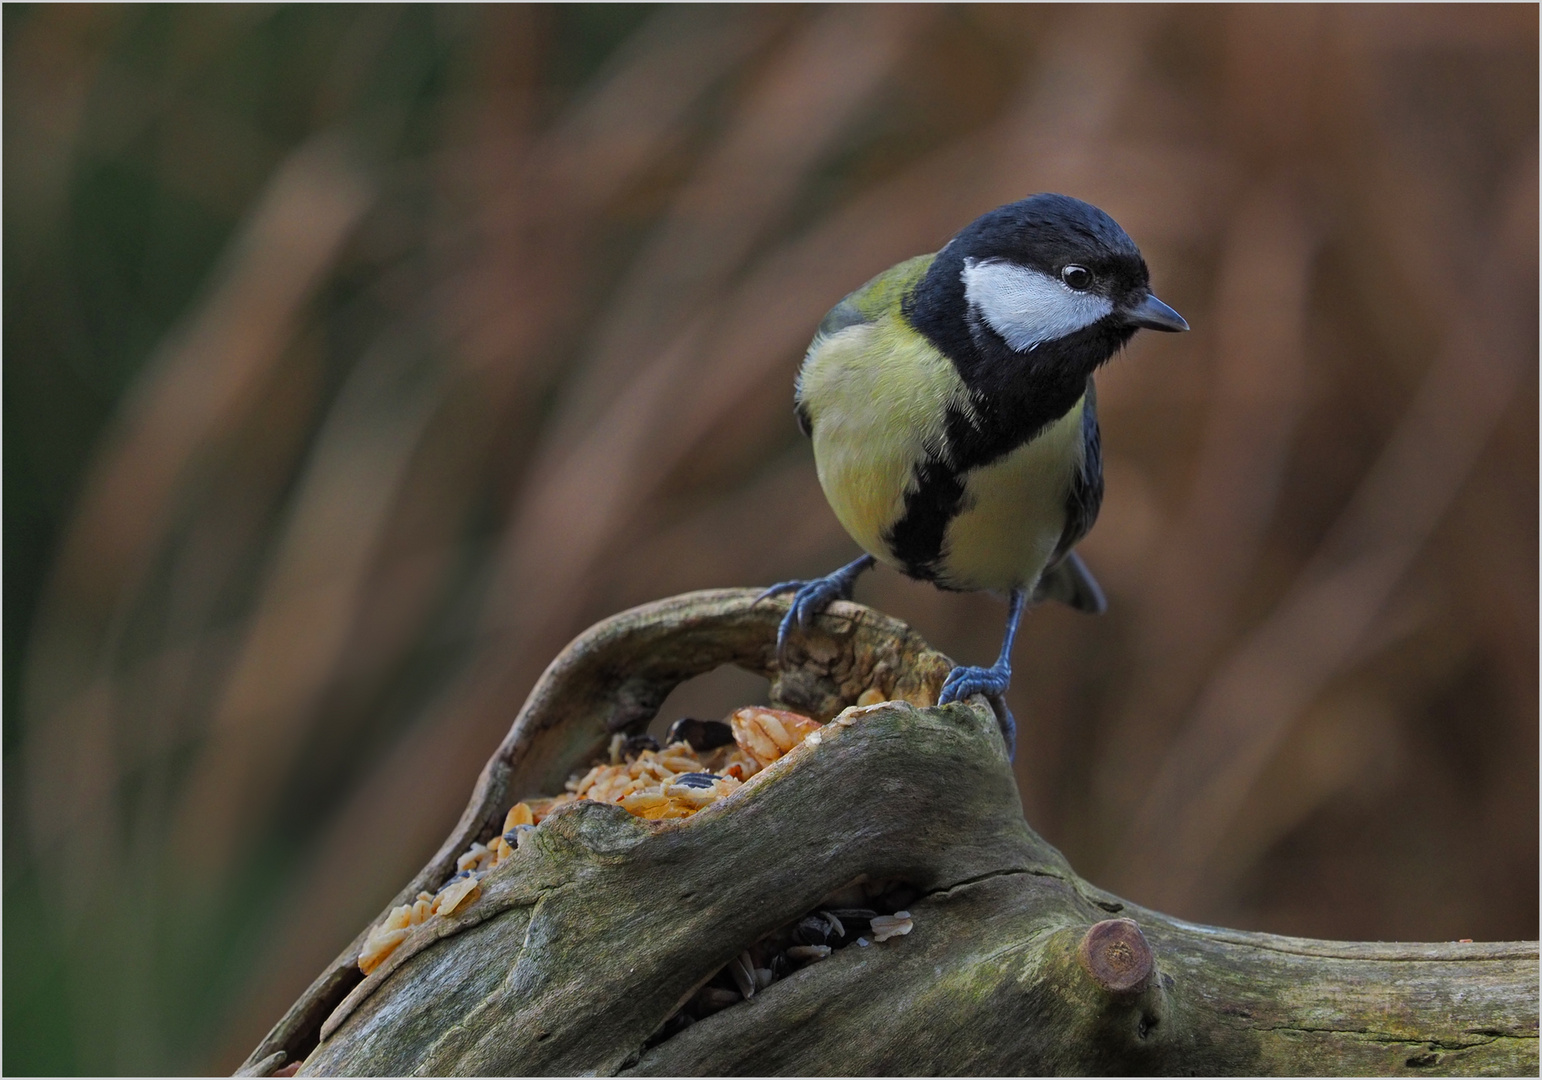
[{"xmin": 1126, "ymin": 293, "xmax": 1188, "ymax": 333}]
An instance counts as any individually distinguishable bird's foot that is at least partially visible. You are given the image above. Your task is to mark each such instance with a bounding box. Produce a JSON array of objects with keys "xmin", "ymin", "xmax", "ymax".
[
  {"xmin": 937, "ymin": 660, "xmax": 1012, "ymax": 704},
  {"xmin": 759, "ymin": 575, "xmax": 852, "ymax": 660},
  {"xmin": 756, "ymin": 555, "xmax": 875, "ymax": 661},
  {"xmin": 938, "ymin": 663, "xmax": 1017, "ymax": 759}
]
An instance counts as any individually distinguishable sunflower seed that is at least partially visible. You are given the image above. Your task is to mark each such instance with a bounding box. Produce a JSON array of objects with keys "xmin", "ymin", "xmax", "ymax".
[
  {"xmin": 729, "ymin": 951, "xmax": 757, "ymax": 999},
  {"xmin": 672, "ymin": 772, "xmax": 718, "ymax": 789},
  {"xmin": 664, "ymin": 717, "xmax": 735, "ymax": 752}
]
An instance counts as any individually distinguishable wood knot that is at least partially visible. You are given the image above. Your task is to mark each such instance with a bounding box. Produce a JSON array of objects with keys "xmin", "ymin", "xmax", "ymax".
[{"xmin": 1078, "ymin": 918, "xmax": 1154, "ymax": 995}]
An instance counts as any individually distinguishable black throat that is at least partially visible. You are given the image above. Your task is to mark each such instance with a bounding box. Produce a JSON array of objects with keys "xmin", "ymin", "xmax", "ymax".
[{"xmin": 886, "ymin": 255, "xmax": 1130, "ymax": 583}]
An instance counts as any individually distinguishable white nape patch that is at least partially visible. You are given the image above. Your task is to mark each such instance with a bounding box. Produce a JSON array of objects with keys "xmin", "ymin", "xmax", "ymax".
[{"xmin": 960, "ymin": 257, "xmax": 1113, "ymax": 352}]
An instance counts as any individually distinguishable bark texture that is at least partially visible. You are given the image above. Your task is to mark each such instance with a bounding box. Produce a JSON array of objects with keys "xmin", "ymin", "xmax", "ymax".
[{"xmin": 238, "ymin": 589, "xmax": 1538, "ymax": 1077}]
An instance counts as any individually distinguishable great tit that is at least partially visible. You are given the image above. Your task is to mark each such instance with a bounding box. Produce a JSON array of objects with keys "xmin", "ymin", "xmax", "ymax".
[{"xmin": 762, "ymin": 193, "xmax": 1187, "ymax": 756}]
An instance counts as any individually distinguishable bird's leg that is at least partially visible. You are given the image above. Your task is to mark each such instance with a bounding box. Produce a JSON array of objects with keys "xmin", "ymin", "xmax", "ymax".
[
  {"xmin": 757, "ymin": 553, "xmax": 876, "ymax": 660},
  {"xmin": 937, "ymin": 586, "xmax": 1028, "ymax": 755}
]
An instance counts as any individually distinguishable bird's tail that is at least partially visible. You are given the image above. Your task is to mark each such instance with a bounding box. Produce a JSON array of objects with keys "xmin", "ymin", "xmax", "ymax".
[{"xmin": 1032, "ymin": 550, "xmax": 1107, "ymax": 614}]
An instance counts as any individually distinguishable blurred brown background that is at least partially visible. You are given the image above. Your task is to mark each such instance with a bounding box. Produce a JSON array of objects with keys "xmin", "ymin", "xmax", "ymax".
[{"xmin": 5, "ymin": 4, "xmax": 1536, "ymax": 1074}]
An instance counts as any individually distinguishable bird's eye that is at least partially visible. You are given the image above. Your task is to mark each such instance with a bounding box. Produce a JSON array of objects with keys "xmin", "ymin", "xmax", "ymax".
[{"xmin": 1061, "ymin": 264, "xmax": 1093, "ymax": 290}]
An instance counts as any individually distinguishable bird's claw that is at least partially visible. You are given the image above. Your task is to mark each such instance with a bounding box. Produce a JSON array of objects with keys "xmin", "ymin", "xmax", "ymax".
[
  {"xmin": 759, "ymin": 555, "xmax": 876, "ymax": 665},
  {"xmin": 770, "ymin": 576, "xmax": 846, "ymax": 661},
  {"xmin": 754, "ymin": 580, "xmax": 816, "ymax": 658},
  {"xmin": 937, "ymin": 662, "xmax": 1012, "ymax": 705},
  {"xmin": 938, "ymin": 664, "xmax": 1017, "ymax": 759},
  {"xmin": 754, "ymin": 580, "xmax": 805, "ymax": 604}
]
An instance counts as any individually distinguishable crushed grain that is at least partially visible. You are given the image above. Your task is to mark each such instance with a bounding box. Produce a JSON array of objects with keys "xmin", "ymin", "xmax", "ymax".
[
  {"xmin": 870, "ymin": 911, "xmax": 913, "ymax": 942},
  {"xmin": 357, "ymin": 699, "xmax": 826, "ymax": 975},
  {"xmin": 435, "ymin": 876, "xmax": 481, "ymax": 917},
  {"xmin": 729, "ymin": 706, "xmax": 822, "ymax": 766}
]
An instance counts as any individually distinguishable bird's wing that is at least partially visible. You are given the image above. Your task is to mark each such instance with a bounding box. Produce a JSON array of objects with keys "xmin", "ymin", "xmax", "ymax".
[
  {"xmin": 796, "ymin": 253, "xmax": 937, "ymax": 437},
  {"xmin": 1034, "ymin": 377, "xmax": 1106, "ymax": 613},
  {"xmin": 1032, "ymin": 549, "xmax": 1106, "ymax": 614}
]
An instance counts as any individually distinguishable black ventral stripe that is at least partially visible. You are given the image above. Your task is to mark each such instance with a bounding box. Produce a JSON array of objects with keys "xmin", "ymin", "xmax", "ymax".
[
  {"xmin": 883, "ymin": 450, "xmax": 966, "ymax": 584},
  {"xmin": 884, "ymin": 301, "xmax": 1131, "ymax": 583}
]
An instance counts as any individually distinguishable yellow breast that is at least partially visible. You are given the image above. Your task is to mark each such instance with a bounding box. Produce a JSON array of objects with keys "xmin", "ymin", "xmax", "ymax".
[
  {"xmin": 799, "ymin": 317, "xmax": 967, "ymax": 570},
  {"xmin": 936, "ymin": 398, "xmax": 1083, "ymax": 592}
]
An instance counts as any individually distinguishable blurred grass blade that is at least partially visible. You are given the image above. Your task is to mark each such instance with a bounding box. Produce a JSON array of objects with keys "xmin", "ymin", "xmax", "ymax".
[
  {"xmin": 169, "ymin": 334, "xmax": 440, "ymax": 883},
  {"xmin": 1093, "ymin": 185, "xmax": 1316, "ymax": 836},
  {"xmin": 23, "ymin": 136, "xmax": 373, "ymax": 863},
  {"xmin": 1119, "ymin": 158, "xmax": 1537, "ymax": 911}
]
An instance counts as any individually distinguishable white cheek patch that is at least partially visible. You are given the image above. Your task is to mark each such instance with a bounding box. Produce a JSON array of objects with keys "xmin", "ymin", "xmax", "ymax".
[{"xmin": 960, "ymin": 258, "xmax": 1113, "ymax": 352}]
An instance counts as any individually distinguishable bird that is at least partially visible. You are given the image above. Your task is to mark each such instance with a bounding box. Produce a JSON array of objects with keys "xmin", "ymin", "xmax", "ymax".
[{"xmin": 760, "ymin": 193, "xmax": 1187, "ymax": 757}]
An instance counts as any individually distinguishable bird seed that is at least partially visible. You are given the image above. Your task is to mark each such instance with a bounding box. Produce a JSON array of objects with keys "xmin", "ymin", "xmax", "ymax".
[{"xmin": 354, "ymin": 698, "xmax": 850, "ymax": 977}]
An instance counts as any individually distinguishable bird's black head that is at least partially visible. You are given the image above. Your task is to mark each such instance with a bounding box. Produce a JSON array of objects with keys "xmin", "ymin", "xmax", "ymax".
[{"xmin": 906, "ymin": 193, "xmax": 1186, "ymax": 380}]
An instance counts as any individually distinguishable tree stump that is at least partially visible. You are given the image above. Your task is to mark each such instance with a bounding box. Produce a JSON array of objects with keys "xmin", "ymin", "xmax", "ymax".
[{"xmin": 238, "ymin": 589, "xmax": 1539, "ymax": 1076}]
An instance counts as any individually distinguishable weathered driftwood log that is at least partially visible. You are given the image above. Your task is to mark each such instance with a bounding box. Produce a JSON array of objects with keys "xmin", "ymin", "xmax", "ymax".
[{"xmin": 239, "ymin": 589, "xmax": 1538, "ymax": 1077}]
